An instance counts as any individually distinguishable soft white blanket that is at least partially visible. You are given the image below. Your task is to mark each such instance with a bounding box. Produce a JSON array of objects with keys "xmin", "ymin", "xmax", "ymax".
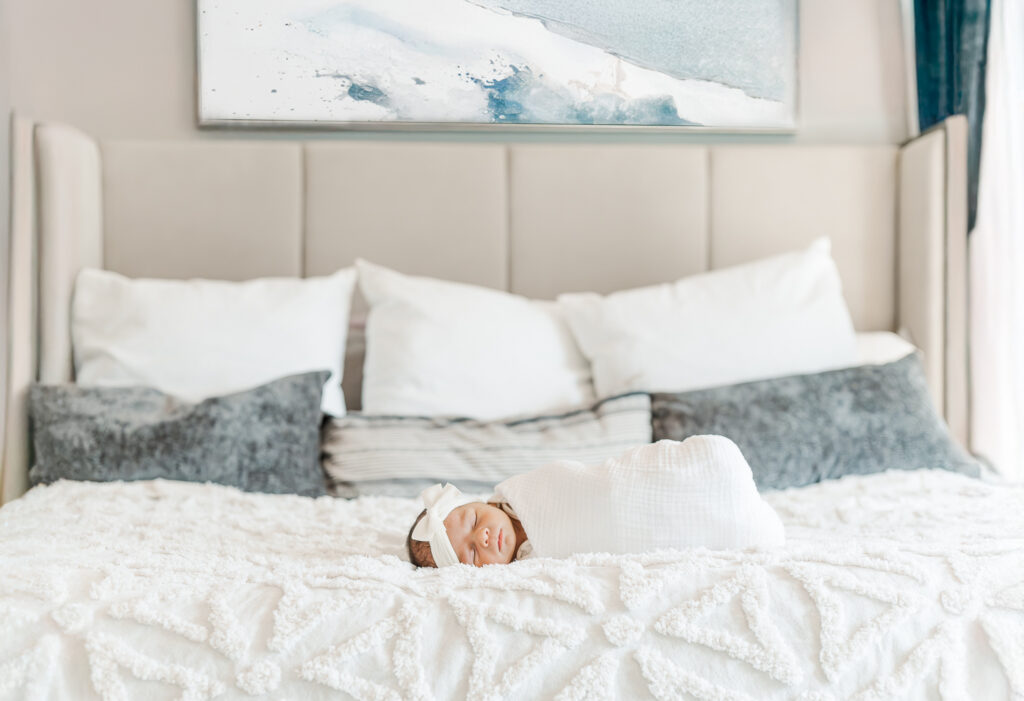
[
  {"xmin": 493, "ymin": 437, "xmax": 785, "ymax": 557},
  {"xmin": 1, "ymin": 470, "xmax": 1022, "ymax": 701}
]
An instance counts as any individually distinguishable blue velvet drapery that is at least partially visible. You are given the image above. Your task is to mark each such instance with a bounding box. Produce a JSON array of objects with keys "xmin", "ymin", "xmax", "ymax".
[{"xmin": 914, "ymin": 0, "xmax": 991, "ymax": 231}]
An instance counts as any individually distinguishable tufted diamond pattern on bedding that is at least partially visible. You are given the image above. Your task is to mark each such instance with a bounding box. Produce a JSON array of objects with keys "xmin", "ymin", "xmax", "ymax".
[{"xmin": 0, "ymin": 469, "xmax": 1021, "ymax": 699}]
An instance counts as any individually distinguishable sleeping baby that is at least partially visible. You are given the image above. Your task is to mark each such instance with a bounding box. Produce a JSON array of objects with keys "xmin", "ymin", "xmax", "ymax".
[{"xmin": 407, "ymin": 435, "xmax": 785, "ymax": 568}]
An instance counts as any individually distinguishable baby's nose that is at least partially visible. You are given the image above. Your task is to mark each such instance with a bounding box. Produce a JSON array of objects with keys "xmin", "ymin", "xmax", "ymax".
[{"xmin": 478, "ymin": 527, "xmax": 490, "ymax": 547}]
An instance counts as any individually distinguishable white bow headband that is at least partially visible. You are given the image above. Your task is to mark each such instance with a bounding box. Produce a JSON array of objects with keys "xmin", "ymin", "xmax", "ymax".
[{"xmin": 411, "ymin": 483, "xmax": 469, "ymax": 568}]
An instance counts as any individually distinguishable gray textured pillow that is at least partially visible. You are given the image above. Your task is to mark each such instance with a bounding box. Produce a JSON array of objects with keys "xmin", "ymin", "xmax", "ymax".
[
  {"xmin": 30, "ymin": 370, "xmax": 330, "ymax": 497},
  {"xmin": 651, "ymin": 353, "xmax": 979, "ymax": 490}
]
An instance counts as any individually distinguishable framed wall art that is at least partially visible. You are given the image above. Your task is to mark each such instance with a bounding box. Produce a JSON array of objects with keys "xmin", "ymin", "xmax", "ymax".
[{"xmin": 197, "ymin": 0, "xmax": 798, "ymax": 130}]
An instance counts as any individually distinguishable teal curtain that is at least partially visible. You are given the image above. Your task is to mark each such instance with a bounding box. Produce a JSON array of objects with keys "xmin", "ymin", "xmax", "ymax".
[{"xmin": 915, "ymin": 0, "xmax": 991, "ymax": 231}]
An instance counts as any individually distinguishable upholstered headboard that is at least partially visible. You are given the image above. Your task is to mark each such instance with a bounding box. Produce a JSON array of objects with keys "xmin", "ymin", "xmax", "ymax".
[{"xmin": 1, "ymin": 116, "xmax": 970, "ymax": 503}]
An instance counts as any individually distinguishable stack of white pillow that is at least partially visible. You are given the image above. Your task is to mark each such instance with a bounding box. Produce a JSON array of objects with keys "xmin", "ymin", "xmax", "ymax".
[{"xmin": 71, "ymin": 238, "xmax": 913, "ymax": 420}]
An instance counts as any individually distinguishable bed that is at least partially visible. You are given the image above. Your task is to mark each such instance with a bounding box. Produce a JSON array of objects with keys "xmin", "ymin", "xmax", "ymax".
[
  {"xmin": 3, "ymin": 115, "xmax": 1020, "ymax": 701},
  {"xmin": 2, "ymin": 470, "xmax": 1022, "ymax": 700}
]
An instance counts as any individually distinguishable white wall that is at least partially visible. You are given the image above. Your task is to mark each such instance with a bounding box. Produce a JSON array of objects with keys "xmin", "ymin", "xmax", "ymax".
[
  {"xmin": 5, "ymin": 0, "xmax": 910, "ymax": 143},
  {"xmin": 798, "ymin": 0, "xmax": 909, "ymax": 143}
]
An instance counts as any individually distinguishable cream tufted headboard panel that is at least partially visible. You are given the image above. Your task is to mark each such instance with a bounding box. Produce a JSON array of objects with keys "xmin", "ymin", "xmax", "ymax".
[{"xmin": 1, "ymin": 117, "xmax": 970, "ymax": 503}]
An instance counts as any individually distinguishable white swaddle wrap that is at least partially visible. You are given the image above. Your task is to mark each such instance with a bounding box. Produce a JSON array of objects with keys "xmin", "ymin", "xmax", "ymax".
[{"xmin": 493, "ymin": 436, "xmax": 785, "ymax": 558}]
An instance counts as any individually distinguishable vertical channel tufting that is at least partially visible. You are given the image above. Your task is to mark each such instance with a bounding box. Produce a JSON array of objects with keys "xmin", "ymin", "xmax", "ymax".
[{"xmin": 508, "ymin": 145, "xmax": 709, "ymax": 299}]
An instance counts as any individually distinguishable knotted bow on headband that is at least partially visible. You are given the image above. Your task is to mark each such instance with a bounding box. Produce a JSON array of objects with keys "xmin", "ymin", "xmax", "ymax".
[{"xmin": 411, "ymin": 483, "xmax": 469, "ymax": 568}]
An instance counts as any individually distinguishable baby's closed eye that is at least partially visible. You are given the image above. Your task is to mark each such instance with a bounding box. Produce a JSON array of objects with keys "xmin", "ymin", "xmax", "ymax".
[{"xmin": 471, "ymin": 513, "xmax": 479, "ymax": 565}]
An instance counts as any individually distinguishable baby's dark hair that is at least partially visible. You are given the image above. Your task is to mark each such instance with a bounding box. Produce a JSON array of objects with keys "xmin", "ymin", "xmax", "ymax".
[{"xmin": 407, "ymin": 509, "xmax": 437, "ymax": 568}]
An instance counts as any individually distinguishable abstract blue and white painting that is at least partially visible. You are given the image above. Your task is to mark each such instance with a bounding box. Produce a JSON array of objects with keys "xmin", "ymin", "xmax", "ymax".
[{"xmin": 198, "ymin": 0, "xmax": 797, "ymax": 128}]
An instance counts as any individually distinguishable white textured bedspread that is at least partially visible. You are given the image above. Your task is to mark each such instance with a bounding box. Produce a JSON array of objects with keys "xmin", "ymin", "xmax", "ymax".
[{"xmin": 1, "ymin": 470, "xmax": 1022, "ymax": 701}]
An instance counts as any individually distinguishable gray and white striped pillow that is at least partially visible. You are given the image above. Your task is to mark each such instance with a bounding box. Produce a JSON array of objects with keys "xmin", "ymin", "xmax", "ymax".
[{"xmin": 323, "ymin": 393, "xmax": 652, "ymax": 498}]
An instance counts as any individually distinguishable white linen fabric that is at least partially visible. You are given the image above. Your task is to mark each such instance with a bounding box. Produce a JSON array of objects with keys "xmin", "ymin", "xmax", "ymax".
[
  {"xmin": 1, "ymin": 470, "xmax": 1021, "ymax": 700},
  {"xmin": 558, "ymin": 238, "xmax": 858, "ymax": 398},
  {"xmin": 322, "ymin": 393, "xmax": 652, "ymax": 497},
  {"xmin": 492, "ymin": 437, "xmax": 785, "ymax": 558},
  {"xmin": 72, "ymin": 268, "xmax": 356, "ymax": 416},
  {"xmin": 357, "ymin": 260, "xmax": 594, "ymax": 420}
]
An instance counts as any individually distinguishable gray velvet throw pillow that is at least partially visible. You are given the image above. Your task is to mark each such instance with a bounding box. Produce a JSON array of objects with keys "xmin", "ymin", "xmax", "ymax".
[
  {"xmin": 651, "ymin": 353, "xmax": 979, "ymax": 490},
  {"xmin": 29, "ymin": 370, "xmax": 330, "ymax": 497}
]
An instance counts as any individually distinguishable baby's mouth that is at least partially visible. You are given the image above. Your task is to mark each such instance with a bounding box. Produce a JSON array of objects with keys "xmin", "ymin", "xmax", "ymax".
[{"xmin": 498, "ymin": 528, "xmax": 504, "ymax": 552}]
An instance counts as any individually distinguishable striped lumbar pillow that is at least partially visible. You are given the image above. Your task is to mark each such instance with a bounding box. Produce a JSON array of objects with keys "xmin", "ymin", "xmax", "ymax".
[{"xmin": 322, "ymin": 393, "xmax": 652, "ymax": 498}]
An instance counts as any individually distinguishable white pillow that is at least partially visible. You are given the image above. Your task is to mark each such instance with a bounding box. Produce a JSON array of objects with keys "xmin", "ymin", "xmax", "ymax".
[
  {"xmin": 357, "ymin": 260, "xmax": 594, "ymax": 420},
  {"xmin": 557, "ymin": 238, "xmax": 858, "ymax": 398},
  {"xmin": 72, "ymin": 268, "xmax": 356, "ymax": 416},
  {"xmin": 855, "ymin": 331, "xmax": 918, "ymax": 365}
]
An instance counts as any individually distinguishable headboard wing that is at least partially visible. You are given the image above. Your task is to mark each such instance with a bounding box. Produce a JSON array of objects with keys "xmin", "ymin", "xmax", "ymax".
[
  {"xmin": 35, "ymin": 122, "xmax": 104, "ymax": 384},
  {"xmin": 897, "ymin": 116, "xmax": 969, "ymax": 446},
  {"xmin": 1, "ymin": 116, "xmax": 37, "ymax": 504}
]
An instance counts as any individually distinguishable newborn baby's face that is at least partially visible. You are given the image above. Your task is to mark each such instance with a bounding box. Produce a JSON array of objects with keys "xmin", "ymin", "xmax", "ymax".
[{"xmin": 444, "ymin": 502, "xmax": 516, "ymax": 566}]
